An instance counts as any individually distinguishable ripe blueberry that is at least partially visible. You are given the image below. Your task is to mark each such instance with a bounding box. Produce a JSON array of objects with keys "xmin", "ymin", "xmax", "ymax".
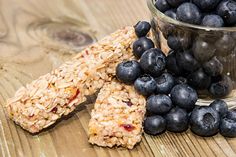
[
  {"xmin": 164, "ymin": 9, "xmax": 177, "ymax": 20},
  {"xmin": 134, "ymin": 21, "xmax": 151, "ymax": 38},
  {"xmin": 140, "ymin": 48, "xmax": 166, "ymax": 77},
  {"xmin": 144, "ymin": 115, "xmax": 166, "ymax": 135},
  {"xmin": 155, "ymin": 72, "xmax": 175, "ymax": 94},
  {"xmin": 146, "ymin": 94, "xmax": 173, "ymax": 115},
  {"xmin": 165, "ymin": 107, "xmax": 189, "ymax": 133},
  {"xmin": 133, "ymin": 37, "xmax": 154, "ymax": 58},
  {"xmin": 190, "ymin": 106, "xmax": 220, "ymax": 137},
  {"xmin": 193, "ymin": 0, "xmax": 220, "ymax": 12},
  {"xmin": 176, "ymin": 3, "xmax": 202, "ymax": 25},
  {"xmin": 176, "ymin": 50, "xmax": 200, "ymax": 72},
  {"xmin": 134, "ymin": 75, "xmax": 157, "ymax": 96},
  {"xmin": 201, "ymin": 14, "xmax": 224, "ymax": 27},
  {"xmin": 210, "ymin": 99, "xmax": 228, "ymax": 117},
  {"xmin": 170, "ymin": 84, "xmax": 198, "ymax": 111},
  {"xmin": 203, "ymin": 56, "xmax": 223, "ymax": 77},
  {"xmin": 217, "ymin": 0, "xmax": 236, "ymax": 25},
  {"xmin": 209, "ymin": 75, "xmax": 233, "ymax": 98},
  {"xmin": 192, "ymin": 37, "xmax": 216, "ymax": 62},
  {"xmin": 116, "ymin": 60, "xmax": 141, "ymax": 84},
  {"xmin": 187, "ymin": 68, "xmax": 211, "ymax": 90},
  {"xmin": 155, "ymin": 0, "xmax": 171, "ymax": 12}
]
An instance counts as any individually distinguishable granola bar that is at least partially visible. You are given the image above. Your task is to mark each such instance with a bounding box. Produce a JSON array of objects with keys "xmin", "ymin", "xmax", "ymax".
[
  {"xmin": 88, "ymin": 81, "xmax": 146, "ymax": 149},
  {"xmin": 6, "ymin": 27, "xmax": 136, "ymax": 133}
]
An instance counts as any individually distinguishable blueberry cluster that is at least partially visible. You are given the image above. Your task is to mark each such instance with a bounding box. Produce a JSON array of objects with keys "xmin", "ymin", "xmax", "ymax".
[
  {"xmin": 155, "ymin": 0, "xmax": 236, "ymax": 27},
  {"xmin": 153, "ymin": 1, "xmax": 236, "ymax": 98},
  {"xmin": 115, "ymin": 21, "xmax": 236, "ymax": 137}
]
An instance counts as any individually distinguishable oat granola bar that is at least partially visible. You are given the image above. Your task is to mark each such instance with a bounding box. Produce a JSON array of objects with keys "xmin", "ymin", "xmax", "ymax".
[
  {"xmin": 6, "ymin": 27, "xmax": 136, "ymax": 133},
  {"xmin": 88, "ymin": 81, "xmax": 146, "ymax": 149}
]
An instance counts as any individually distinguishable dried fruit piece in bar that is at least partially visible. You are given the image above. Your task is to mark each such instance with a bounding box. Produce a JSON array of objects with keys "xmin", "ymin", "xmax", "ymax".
[{"xmin": 88, "ymin": 80, "xmax": 146, "ymax": 149}]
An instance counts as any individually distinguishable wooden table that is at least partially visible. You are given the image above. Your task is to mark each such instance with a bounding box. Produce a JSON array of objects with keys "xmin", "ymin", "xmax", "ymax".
[{"xmin": 0, "ymin": 0, "xmax": 236, "ymax": 156}]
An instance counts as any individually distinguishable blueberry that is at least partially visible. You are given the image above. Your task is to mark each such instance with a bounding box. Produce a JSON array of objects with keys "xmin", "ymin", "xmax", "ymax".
[
  {"xmin": 216, "ymin": 0, "xmax": 236, "ymax": 25},
  {"xmin": 167, "ymin": 34, "xmax": 192, "ymax": 51},
  {"xmin": 187, "ymin": 68, "xmax": 211, "ymax": 90},
  {"xmin": 209, "ymin": 75, "xmax": 233, "ymax": 98},
  {"xmin": 190, "ymin": 106, "xmax": 220, "ymax": 137},
  {"xmin": 176, "ymin": 3, "xmax": 202, "ymax": 25},
  {"xmin": 144, "ymin": 115, "xmax": 166, "ymax": 135},
  {"xmin": 166, "ymin": 0, "xmax": 187, "ymax": 7},
  {"xmin": 134, "ymin": 21, "xmax": 151, "ymax": 38},
  {"xmin": 209, "ymin": 99, "xmax": 228, "ymax": 117},
  {"xmin": 166, "ymin": 50, "xmax": 183, "ymax": 76},
  {"xmin": 215, "ymin": 34, "xmax": 234, "ymax": 57},
  {"xmin": 133, "ymin": 37, "xmax": 154, "ymax": 58},
  {"xmin": 203, "ymin": 56, "xmax": 223, "ymax": 77},
  {"xmin": 164, "ymin": 9, "xmax": 177, "ymax": 19},
  {"xmin": 170, "ymin": 84, "xmax": 198, "ymax": 111},
  {"xmin": 226, "ymin": 111, "xmax": 236, "ymax": 120},
  {"xmin": 147, "ymin": 94, "xmax": 173, "ymax": 115},
  {"xmin": 140, "ymin": 48, "xmax": 166, "ymax": 77},
  {"xmin": 192, "ymin": 37, "xmax": 216, "ymax": 63},
  {"xmin": 176, "ymin": 50, "xmax": 200, "ymax": 72},
  {"xmin": 175, "ymin": 76, "xmax": 188, "ymax": 84},
  {"xmin": 201, "ymin": 14, "xmax": 224, "ymax": 27},
  {"xmin": 165, "ymin": 107, "xmax": 189, "ymax": 133},
  {"xmin": 116, "ymin": 60, "xmax": 141, "ymax": 84},
  {"xmin": 155, "ymin": 0, "xmax": 171, "ymax": 12},
  {"xmin": 155, "ymin": 73, "xmax": 175, "ymax": 94},
  {"xmin": 134, "ymin": 75, "xmax": 157, "ymax": 96},
  {"xmin": 193, "ymin": 0, "xmax": 220, "ymax": 12},
  {"xmin": 220, "ymin": 117, "xmax": 236, "ymax": 137}
]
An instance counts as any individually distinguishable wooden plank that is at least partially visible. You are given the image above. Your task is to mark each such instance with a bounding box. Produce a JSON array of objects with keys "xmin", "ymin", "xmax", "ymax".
[{"xmin": 0, "ymin": 0, "xmax": 235, "ymax": 157}]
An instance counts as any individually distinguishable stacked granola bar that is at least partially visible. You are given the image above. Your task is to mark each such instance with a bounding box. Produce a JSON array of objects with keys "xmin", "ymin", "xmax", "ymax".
[
  {"xmin": 6, "ymin": 27, "xmax": 136, "ymax": 133},
  {"xmin": 88, "ymin": 81, "xmax": 146, "ymax": 149}
]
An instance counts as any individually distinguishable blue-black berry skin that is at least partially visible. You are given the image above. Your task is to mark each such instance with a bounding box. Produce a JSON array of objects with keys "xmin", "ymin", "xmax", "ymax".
[
  {"xmin": 192, "ymin": 37, "xmax": 216, "ymax": 63},
  {"xmin": 133, "ymin": 37, "xmax": 154, "ymax": 58},
  {"xmin": 164, "ymin": 9, "xmax": 177, "ymax": 19},
  {"xmin": 155, "ymin": 0, "xmax": 171, "ymax": 12},
  {"xmin": 176, "ymin": 3, "xmax": 202, "ymax": 25},
  {"xmin": 209, "ymin": 99, "xmax": 228, "ymax": 117},
  {"xmin": 155, "ymin": 72, "xmax": 175, "ymax": 94},
  {"xmin": 187, "ymin": 68, "xmax": 211, "ymax": 90},
  {"xmin": 209, "ymin": 75, "xmax": 233, "ymax": 98},
  {"xmin": 165, "ymin": 107, "xmax": 189, "ymax": 133},
  {"xmin": 134, "ymin": 21, "xmax": 151, "ymax": 38},
  {"xmin": 166, "ymin": 0, "xmax": 188, "ymax": 7},
  {"xmin": 116, "ymin": 60, "xmax": 141, "ymax": 84},
  {"xmin": 167, "ymin": 33, "xmax": 192, "ymax": 51},
  {"xmin": 166, "ymin": 50, "xmax": 183, "ymax": 76},
  {"xmin": 193, "ymin": 0, "xmax": 221, "ymax": 12},
  {"xmin": 140, "ymin": 48, "xmax": 166, "ymax": 77},
  {"xmin": 144, "ymin": 115, "xmax": 166, "ymax": 135},
  {"xmin": 226, "ymin": 111, "xmax": 236, "ymax": 120},
  {"xmin": 170, "ymin": 84, "xmax": 198, "ymax": 111},
  {"xmin": 217, "ymin": 0, "xmax": 236, "ymax": 26},
  {"xmin": 176, "ymin": 50, "xmax": 200, "ymax": 73},
  {"xmin": 220, "ymin": 117, "xmax": 236, "ymax": 137},
  {"xmin": 203, "ymin": 56, "xmax": 223, "ymax": 77},
  {"xmin": 146, "ymin": 94, "xmax": 173, "ymax": 115},
  {"xmin": 190, "ymin": 106, "xmax": 220, "ymax": 137},
  {"xmin": 201, "ymin": 14, "xmax": 224, "ymax": 27},
  {"xmin": 134, "ymin": 75, "xmax": 157, "ymax": 96}
]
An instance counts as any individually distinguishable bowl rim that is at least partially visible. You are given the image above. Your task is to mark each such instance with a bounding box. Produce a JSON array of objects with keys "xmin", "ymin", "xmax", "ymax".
[{"xmin": 147, "ymin": 0, "xmax": 236, "ymax": 32}]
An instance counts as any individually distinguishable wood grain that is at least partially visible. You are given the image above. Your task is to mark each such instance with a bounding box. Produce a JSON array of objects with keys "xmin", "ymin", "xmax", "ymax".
[{"xmin": 0, "ymin": 0, "xmax": 236, "ymax": 157}]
